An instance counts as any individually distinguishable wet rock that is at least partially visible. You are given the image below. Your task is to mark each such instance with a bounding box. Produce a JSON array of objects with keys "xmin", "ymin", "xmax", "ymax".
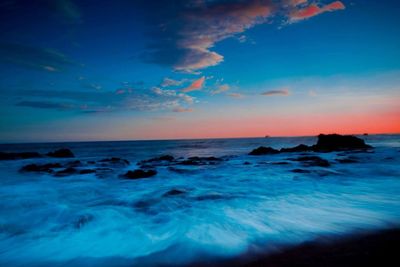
[
  {"xmin": 243, "ymin": 161, "xmax": 251, "ymax": 165},
  {"xmin": 79, "ymin": 169, "xmax": 96, "ymax": 174},
  {"xmin": 280, "ymin": 144, "xmax": 313, "ymax": 153},
  {"xmin": 163, "ymin": 189, "xmax": 186, "ymax": 197},
  {"xmin": 180, "ymin": 156, "xmax": 223, "ymax": 165},
  {"xmin": 292, "ymin": 156, "xmax": 331, "ymax": 167},
  {"xmin": 123, "ymin": 169, "xmax": 157, "ymax": 179},
  {"xmin": 20, "ymin": 163, "xmax": 62, "ymax": 173},
  {"xmin": 47, "ymin": 148, "xmax": 74, "ymax": 158},
  {"xmin": 313, "ymin": 134, "xmax": 372, "ymax": 152},
  {"xmin": 272, "ymin": 161, "xmax": 290, "ymax": 165},
  {"xmin": 67, "ymin": 160, "xmax": 82, "ymax": 167},
  {"xmin": 140, "ymin": 155, "xmax": 174, "ymax": 164},
  {"xmin": 291, "ymin": 169, "xmax": 311, "ymax": 173},
  {"xmin": 54, "ymin": 167, "xmax": 77, "ymax": 176},
  {"xmin": 249, "ymin": 146, "xmax": 279, "ymax": 155},
  {"xmin": 0, "ymin": 152, "xmax": 41, "ymax": 160},
  {"xmin": 98, "ymin": 157, "xmax": 130, "ymax": 166}
]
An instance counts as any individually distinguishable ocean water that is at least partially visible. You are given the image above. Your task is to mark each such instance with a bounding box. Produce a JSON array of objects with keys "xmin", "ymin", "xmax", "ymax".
[{"xmin": 0, "ymin": 135, "xmax": 399, "ymax": 266}]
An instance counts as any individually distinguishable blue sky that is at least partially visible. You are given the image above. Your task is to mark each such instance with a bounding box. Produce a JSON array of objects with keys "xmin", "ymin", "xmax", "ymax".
[{"xmin": 0, "ymin": 0, "xmax": 399, "ymax": 142}]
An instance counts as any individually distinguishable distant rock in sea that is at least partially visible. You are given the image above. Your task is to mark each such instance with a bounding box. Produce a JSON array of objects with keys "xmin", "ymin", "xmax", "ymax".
[
  {"xmin": 313, "ymin": 134, "xmax": 372, "ymax": 152},
  {"xmin": 0, "ymin": 151, "xmax": 41, "ymax": 160},
  {"xmin": 47, "ymin": 148, "xmax": 75, "ymax": 158},
  {"xmin": 249, "ymin": 146, "xmax": 280, "ymax": 155}
]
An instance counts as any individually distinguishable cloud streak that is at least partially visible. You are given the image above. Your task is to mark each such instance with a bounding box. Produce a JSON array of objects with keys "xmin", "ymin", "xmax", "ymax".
[
  {"xmin": 289, "ymin": 1, "xmax": 345, "ymax": 22},
  {"xmin": 182, "ymin": 76, "xmax": 205, "ymax": 92},
  {"xmin": 261, "ymin": 88, "xmax": 290, "ymax": 96}
]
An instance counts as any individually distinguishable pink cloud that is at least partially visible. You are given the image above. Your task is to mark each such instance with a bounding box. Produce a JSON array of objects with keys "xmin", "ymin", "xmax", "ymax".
[
  {"xmin": 289, "ymin": 1, "xmax": 345, "ymax": 22},
  {"xmin": 182, "ymin": 76, "xmax": 205, "ymax": 92}
]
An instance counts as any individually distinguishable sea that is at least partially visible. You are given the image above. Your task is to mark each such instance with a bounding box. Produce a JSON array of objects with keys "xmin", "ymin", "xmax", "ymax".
[{"xmin": 0, "ymin": 134, "xmax": 399, "ymax": 266}]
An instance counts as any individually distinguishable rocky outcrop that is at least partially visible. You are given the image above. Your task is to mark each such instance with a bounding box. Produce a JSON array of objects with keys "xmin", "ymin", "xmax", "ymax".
[
  {"xmin": 47, "ymin": 148, "xmax": 75, "ymax": 158},
  {"xmin": 313, "ymin": 134, "xmax": 372, "ymax": 152},
  {"xmin": 249, "ymin": 146, "xmax": 279, "ymax": 155},
  {"xmin": 20, "ymin": 163, "xmax": 62, "ymax": 173},
  {"xmin": 280, "ymin": 144, "xmax": 312, "ymax": 153}
]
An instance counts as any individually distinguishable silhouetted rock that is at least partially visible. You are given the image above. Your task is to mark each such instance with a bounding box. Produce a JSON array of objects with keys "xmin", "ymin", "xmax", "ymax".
[
  {"xmin": 20, "ymin": 163, "xmax": 62, "ymax": 173},
  {"xmin": 336, "ymin": 158, "xmax": 359, "ymax": 164},
  {"xmin": 123, "ymin": 169, "xmax": 157, "ymax": 179},
  {"xmin": 180, "ymin": 156, "xmax": 223, "ymax": 165},
  {"xmin": 313, "ymin": 134, "xmax": 372, "ymax": 152},
  {"xmin": 293, "ymin": 156, "xmax": 331, "ymax": 167},
  {"xmin": 163, "ymin": 189, "xmax": 186, "ymax": 197},
  {"xmin": 99, "ymin": 157, "xmax": 129, "ymax": 165},
  {"xmin": 67, "ymin": 160, "xmax": 82, "ymax": 167},
  {"xmin": 249, "ymin": 146, "xmax": 279, "ymax": 155},
  {"xmin": 243, "ymin": 161, "xmax": 251, "ymax": 165},
  {"xmin": 47, "ymin": 148, "xmax": 74, "ymax": 158},
  {"xmin": 0, "ymin": 152, "xmax": 41, "ymax": 160},
  {"xmin": 291, "ymin": 169, "xmax": 311, "ymax": 173},
  {"xmin": 280, "ymin": 144, "xmax": 312, "ymax": 153},
  {"xmin": 54, "ymin": 167, "xmax": 77, "ymax": 176}
]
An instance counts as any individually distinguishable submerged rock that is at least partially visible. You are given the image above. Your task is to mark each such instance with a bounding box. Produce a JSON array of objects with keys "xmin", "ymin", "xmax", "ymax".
[
  {"xmin": 292, "ymin": 156, "xmax": 331, "ymax": 167},
  {"xmin": 180, "ymin": 156, "xmax": 223, "ymax": 165},
  {"xmin": 123, "ymin": 169, "xmax": 157, "ymax": 179},
  {"xmin": 79, "ymin": 169, "xmax": 96, "ymax": 174},
  {"xmin": 99, "ymin": 157, "xmax": 130, "ymax": 165},
  {"xmin": 249, "ymin": 146, "xmax": 279, "ymax": 155},
  {"xmin": 20, "ymin": 163, "xmax": 62, "ymax": 173},
  {"xmin": 0, "ymin": 152, "xmax": 41, "ymax": 160},
  {"xmin": 163, "ymin": 189, "xmax": 186, "ymax": 197},
  {"xmin": 291, "ymin": 169, "xmax": 311, "ymax": 173},
  {"xmin": 47, "ymin": 149, "xmax": 74, "ymax": 158},
  {"xmin": 313, "ymin": 134, "xmax": 372, "ymax": 152}
]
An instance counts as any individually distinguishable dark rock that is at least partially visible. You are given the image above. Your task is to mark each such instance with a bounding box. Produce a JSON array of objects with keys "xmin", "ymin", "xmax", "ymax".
[
  {"xmin": 79, "ymin": 169, "xmax": 96, "ymax": 174},
  {"xmin": 47, "ymin": 148, "xmax": 74, "ymax": 158},
  {"xmin": 336, "ymin": 158, "xmax": 359, "ymax": 164},
  {"xmin": 67, "ymin": 160, "xmax": 81, "ymax": 167},
  {"xmin": 280, "ymin": 144, "xmax": 313, "ymax": 153},
  {"xmin": 54, "ymin": 167, "xmax": 77, "ymax": 176},
  {"xmin": 180, "ymin": 156, "xmax": 223, "ymax": 165},
  {"xmin": 123, "ymin": 169, "xmax": 157, "ymax": 179},
  {"xmin": 0, "ymin": 152, "xmax": 41, "ymax": 160},
  {"xmin": 243, "ymin": 161, "xmax": 251, "ymax": 165},
  {"xmin": 163, "ymin": 189, "xmax": 186, "ymax": 197},
  {"xmin": 313, "ymin": 134, "xmax": 372, "ymax": 152},
  {"xmin": 272, "ymin": 161, "xmax": 290, "ymax": 165},
  {"xmin": 291, "ymin": 169, "xmax": 311, "ymax": 173},
  {"xmin": 249, "ymin": 146, "xmax": 279, "ymax": 155},
  {"xmin": 98, "ymin": 157, "xmax": 130, "ymax": 165},
  {"xmin": 293, "ymin": 156, "xmax": 331, "ymax": 167},
  {"xmin": 20, "ymin": 163, "xmax": 62, "ymax": 173}
]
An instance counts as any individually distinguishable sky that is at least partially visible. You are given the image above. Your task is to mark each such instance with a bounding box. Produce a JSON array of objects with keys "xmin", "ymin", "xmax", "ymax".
[{"xmin": 0, "ymin": 0, "xmax": 399, "ymax": 143}]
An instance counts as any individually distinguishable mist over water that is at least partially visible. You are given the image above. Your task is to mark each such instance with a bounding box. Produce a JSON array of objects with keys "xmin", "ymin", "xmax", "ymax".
[{"xmin": 0, "ymin": 135, "xmax": 400, "ymax": 266}]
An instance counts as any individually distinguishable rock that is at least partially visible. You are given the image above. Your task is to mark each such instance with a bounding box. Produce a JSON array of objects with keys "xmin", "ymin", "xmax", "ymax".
[
  {"xmin": 79, "ymin": 169, "xmax": 96, "ymax": 174},
  {"xmin": 0, "ymin": 152, "xmax": 41, "ymax": 160},
  {"xmin": 98, "ymin": 157, "xmax": 130, "ymax": 165},
  {"xmin": 243, "ymin": 161, "xmax": 251, "ymax": 165},
  {"xmin": 293, "ymin": 156, "xmax": 330, "ymax": 167},
  {"xmin": 123, "ymin": 169, "xmax": 157, "ymax": 179},
  {"xmin": 336, "ymin": 157, "xmax": 359, "ymax": 163},
  {"xmin": 291, "ymin": 169, "xmax": 311, "ymax": 173},
  {"xmin": 180, "ymin": 156, "xmax": 223, "ymax": 165},
  {"xmin": 313, "ymin": 134, "xmax": 372, "ymax": 152},
  {"xmin": 54, "ymin": 167, "xmax": 77, "ymax": 176},
  {"xmin": 20, "ymin": 163, "xmax": 62, "ymax": 173},
  {"xmin": 67, "ymin": 160, "xmax": 82, "ymax": 167},
  {"xmin": 163, "ymin": 189, "xmax": 186, "ymax": 197},
  {"xmin": 280, "ymin": 144, "xmax": 313, "ymax": 153},
  {"xmin": 249, "ymin": 146, "xmax": 279, "ymax": 155},
  {"xmin": 47, "ymin": 148, "xmax": 74, "ymax": 158}
]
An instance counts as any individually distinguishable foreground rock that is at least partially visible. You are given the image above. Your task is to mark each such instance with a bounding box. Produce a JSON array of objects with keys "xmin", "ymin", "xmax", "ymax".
[
  {"xmin": 0, "ymin": 152, "xmax": 41, "ymax": 160},
  {"xmin": 249, "ymin": 146, "xmax": 279, "ymax": 155},
  {"xmin": 313, "ymin": 134, "xmax": 372, "ymax": 152},
  {"xmin": 123, "ymin": 169, "xmax": 157, "ymax": 179},
  {"xmin": 47, "ymin": 148, "xmax": 75, "ymax": 158}
]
